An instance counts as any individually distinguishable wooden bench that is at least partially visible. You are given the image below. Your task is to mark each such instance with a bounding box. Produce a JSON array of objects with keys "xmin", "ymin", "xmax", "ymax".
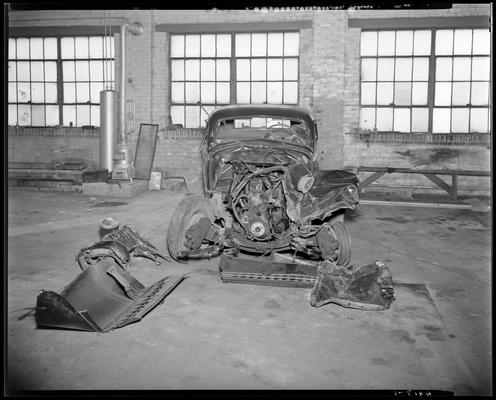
[
  {"xmin": 344, "ymin": 166, "xmax": 490, "ymax": 200},
  {"xmin": 8, "ymin": 162, "xmax": 88, "ymax": 189}
]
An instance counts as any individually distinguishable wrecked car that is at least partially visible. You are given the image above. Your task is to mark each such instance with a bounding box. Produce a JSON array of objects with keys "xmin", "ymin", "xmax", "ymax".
[{"xmin": 167, "ymin": 105, "xmax": 359, "ymax": 267}]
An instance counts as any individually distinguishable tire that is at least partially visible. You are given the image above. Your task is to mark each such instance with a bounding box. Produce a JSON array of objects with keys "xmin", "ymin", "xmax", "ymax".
[
  {"xmin": 328, "ymin": 221, "xmax": 352, "ymax": 267},
  {"xmin": 167, "ymin": 194, "xmax": 215, "ymax": 260}
]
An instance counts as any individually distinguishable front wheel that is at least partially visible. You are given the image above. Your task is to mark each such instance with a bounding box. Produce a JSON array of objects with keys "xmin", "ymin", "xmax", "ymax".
[
  {"xmin": 167, "ymin": 194, "xmax": 215, "ymax": 260},
  {"xmin": 316, "ymin": 221, "xmax": 351, "ymax": 267}
]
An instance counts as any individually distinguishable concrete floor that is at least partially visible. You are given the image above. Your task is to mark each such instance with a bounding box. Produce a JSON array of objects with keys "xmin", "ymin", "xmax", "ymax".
[{"xmin": 6, "ymin": 187, "xmax": 492, "ymax": 394}]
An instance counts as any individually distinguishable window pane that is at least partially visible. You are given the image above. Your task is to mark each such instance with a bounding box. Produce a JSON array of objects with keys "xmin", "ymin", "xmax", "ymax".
[
  {"xmin": 412, "ymin": 82, "xmax": 428, "ymax": 105},
  {"xmin": 237, "ymin": 82, "xmax": 251, "ymax": 103},
  {"xmin": 185, "ymin": 82, "xmax": 200, "ymax": 103},
  {"xmin": 45, "ymin": 61, "xmax": 57, "ymax": 81},
  {"xmin": 32, "ymin": 105, "xmax": 45, "ymax": 126},
  {"xmin": 412, "ymin": 58, "xmax": 429, "ymax": 81},
  {"xmin": 378, "ymin": 31, "xmax": 395, "ymax": 56},
  {"xmin": 236, "ymin": 59, "xmax": 250, "ymax": 81},
  {"xmin": 201, "ymin": 35, "xmax": 216, "ymax": 57},
  {"xmin": 8, "ymin": 105, "xmax": 17, "ymax": 125},
  {"xmin": 30, "ymin": 38, "xmax": 44, "ymax": 59},
  {"xmin": 200, "ymin": 59, "xmax": 215, "ymax": 81},
  {"xmin": 452, "ymin": 82, "xmax": 470, "ymax": 106},
  {"xmin": 91, "ymin": 105, "xmax": 100, "ymax": 126},
  {"xmin": 432, "ymin": 108, "xmax": 451, "ymax": 133},
  {"xmin": 361, "ymin": 83, "xmax": 376, "ymax": 105},
  {"xmin": 46, "ymin": 105, "xmax": 59, "ymax": 125},
  {"xmin": 395, "ymin": 31, "xmax": 413, "ymax": 56},
  {"xmin": 472, "ymin": 57, "xmax": 490, "ymax": 81},
  {"xmin": 9, "ymin": 38, "xmax": 16, "ymax": 59},
  {"xmin": 8, "ymin": 83, "xmax": 17, "ymax": 102},
  {"xmin": 17, "ymin": 62, "xmax": 30, "ymax": 81},
  {"xmin": 170, "ymin": 105, "xmax": 185, "ymax": 126},
  {"xmin": 17, "ymin": 38, "xmax": 30, "ymax": 59},
  {"xmin": 361, "ymin": 58, "xmax": 377, "ymax": 81},
  {"xmin": 185, "ymin": 60, "xmax": 200, "ymax": 81},
  {"xmin": 89, "ymin": 37, "xmax": 103, "ymax": 59},
  {"xmin": 61, "ymin": 37, "xmax": 75, "ymax": 59},
  {"xmin": 44, "ymin": 38, "xmax": 58, "ymax": 59},
  {"xmin": 267, "ymin": 82, "xmax": 283, "ymax": 103},
  {"xmin": 395, "ymin": 58, "xmax": 412, "ymax": 81},
  {"xmin": 268, "ymin": 33, "xmax": 283, "ymax": 56},
  {"xmin": 76, "ymin": 82, "xmax": 90, "ymax": 102},
  {"xmin": 76, "ymin": 61, "xmax": 89, "ymax": 81},
  {"xmin": 283, "ymin": 82, "xmax": 298, "ymax": 104},
  {"xmin": 252, "ymin": 33, "xmax": 267, "ymax": 56},
  {"xmin": 185, "ymin": 106, "xmax": 200, "ymax": 128},
  {"xmin": 284, "ymin": 58, "xmax": 298, "ymax": 80},
  {"xmin": 31, "ymin": 82, "xmax": 44, "ymax": 103},
  {"xmin": 284, "ymin": 32, "xmax": 299, "ymax": 56},
  {"xmin": 171, "ymin": 35, "xmax": 184, "ymax": 58},
  {"xmin": 377, "ymin": 58, "xmax": 394, "ymax": 81},
  {"xmin": 236, "ymin": 34, "xmax": 251, "ymax": 57},
  {"xmin": 171, "ymin": 82, "xmax": 184, "ymax": 103},
  {"xmin": 394, "ymin": 82, "xmax": 411, "ymax": 105},
  {"xmin": 251, "ymin": 82, "xmax": 266, "ymax": 103},
  {"xmin": 251, "ymin": 59, "xmax": 266, "ymax": 81},
  {"xmin": 201, "ymin": 82, "xmax": 215, "ymax": 103},
  {"xmin": 89, "ymin": 60, "xmax": 104, "ymax": 81},
  {"xmin": 216, "ymin": 59, "xmax": 230, "ymax": 81},
  {"xmin": 267, "ymin": 58, "xmax": 283, "ymax": 80},
  {"xmin": 435, "ymin": 30, "xmax": 453, "ymax": 55},
  {"xmin": 75, "ymin": 37, "xmax": 89, "ymax": 59},
  {"xmin": 471, "ymin": 82, "xmax": 489, "ymax": 105},
  {"xmin": 201, "ymin": 106, "xmax": 215, "ymax": 127},
  {"xmin": 17, "ymin": 82, "xmax": 30, "ymax": 102},
  {"xmin": 217, "ymin": 34, "xmax": 231, "ymax": 57},
  {"xmin": 104, "ymin": 37, "xmax": 114, "ymax": 58},
  {"xmin": 216, "ymin": 82, "xmax": 230, "ymax": 103},
  {"xmin": 453, "ymin": 29, "xmax": 472, "ymax": 55},
  {"xmin": 411, "ymin": 108, "xmax": 428, "ymax": 132},
  {"xmin": 436, "ymin": 58, "xmax": 452, "ymax": 81},
  {"xmin": 413, "ymin": 30, "xmax": 431, "ymax": 55},
  {"xmin": 376, "ymin": 108, "xmax": 393, "ymax": 131},
  {"xmin": 451, "ymin": 107, "xmax": 469, "ymax": 132},
  {"xmin": 64, "ymin": 83, "xmax": 76, "ymax": 103},
  {"xmin": 452, "ymin": 57, "xmax": 471, "ymax": 81},
  {"xmin": 76, "ymin": 105, "xmax": 90, "ymax": 126},
  {"xmin": 359, "ymin": 108, "xmax": 375, "ymax": 130},
  {"xmin": 394, "ymin": 108, "xmax": 410, "ymax": 132},
  {"xmin": 45, "ymin": 83, "xmax": 57, "ymax": 103},
  {"xmin": 18, "ymin": 105, "xmax": 31, "ymax": 126},
  {"xmin": 90, "ymin": 82, "xmax": 103, "ymax": 103},
  {"xmin": 185, "ymin": 35, "xmax": 200, "ymax": 57},
  {"xmin": 376, "ymin": 82, "xmax": 393, "ymax": 105},
  {"xmin": 171, "ymin": 60, "xmax": 184, "ymax": 81},
  {"xmin": 470, "ymin": 108, "xmax": 489, "ymax": 133},
  {"xmin": 361, "ymin": 31, "xmax": 377, "ymax": 56},
  {"xmin": 63, "ymin": 105, "xmax": 76, "ymax": 126},
  {"xmin": 63, "ymin": 61, "xmax": 75, "ymax": 81},
  {"xmin": 8, "ymin": 62, "xmax": 16, "ymax": 81},
  {"xmin": 472, "ymin": 29, "xmax": 490, "ymax": 55},
  {"xmin": 435, "ymin": 82, "xmax": 452, "ymax": 106}
]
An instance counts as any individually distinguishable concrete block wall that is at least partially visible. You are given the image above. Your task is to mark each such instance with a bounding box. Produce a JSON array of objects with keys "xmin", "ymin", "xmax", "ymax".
[{"xmin": 7, "ymin": 5, "xmax": 491, "ymax": 196}]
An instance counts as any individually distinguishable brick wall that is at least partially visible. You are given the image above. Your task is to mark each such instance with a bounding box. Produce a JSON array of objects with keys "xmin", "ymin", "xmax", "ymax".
[{"xmin": 8, "ymin": 5, "xmax": 491, "ymax": 195}]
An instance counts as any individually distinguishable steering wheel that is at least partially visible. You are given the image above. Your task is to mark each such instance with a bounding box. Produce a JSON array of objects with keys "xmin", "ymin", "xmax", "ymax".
[{"xmin": 264, "ymin": 122, "xmax": 287, "ymax": 139}]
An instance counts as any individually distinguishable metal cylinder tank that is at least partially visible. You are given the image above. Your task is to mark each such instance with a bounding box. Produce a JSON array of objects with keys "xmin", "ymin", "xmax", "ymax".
[{"xmin": 99, "ymin": 90, "xmax": 118, "ymax": 172}]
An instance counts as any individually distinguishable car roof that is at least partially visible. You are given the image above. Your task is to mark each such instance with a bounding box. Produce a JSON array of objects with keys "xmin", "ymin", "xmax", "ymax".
[{"xmin": 207, "ymin": 105, "xmax": 316, "ymax": 127}]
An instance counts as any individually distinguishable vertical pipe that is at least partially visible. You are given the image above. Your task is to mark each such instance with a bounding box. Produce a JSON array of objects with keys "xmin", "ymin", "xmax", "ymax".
[
  {"xmin": 100, "ymin": 90, "xmax": 118, "ymax": 171},
  {"xmin": 119, "ymin": 23, "xmax": 127, "ymax": 147}
]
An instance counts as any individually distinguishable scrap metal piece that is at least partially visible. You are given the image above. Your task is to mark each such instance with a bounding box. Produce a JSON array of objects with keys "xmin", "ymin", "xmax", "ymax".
[
  {"xmin": 102, "ymin": 225, "xmax": 172, "ymax": 265},
  {"xmin": 35, "ymin": 258, "xmax": 186, "ymax": 332},
  {"xmin": 77, "ymin": 240, "xmax": 131, "ymax": 271},
  {"xmin": 310, "ymin": 260, "xmax": 395, "ymax": 310}
]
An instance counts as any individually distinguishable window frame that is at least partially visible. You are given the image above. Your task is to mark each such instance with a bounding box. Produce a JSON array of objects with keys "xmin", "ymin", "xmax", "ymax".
[
  {"xmin": 168, "ymin": 30, "xmax": 300, "ymax": 129},
  {"xmin": 358, "ymin": 26, "xmax": 491, "ymax": 136}
]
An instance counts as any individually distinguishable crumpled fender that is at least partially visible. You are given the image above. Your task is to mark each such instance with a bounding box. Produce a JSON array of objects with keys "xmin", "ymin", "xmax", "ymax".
[
  {"xmin": 310, "ymin": 260, "xmax": 395, "ymax": 310},
  {"xmin": 35, "ymin": 258, "xmax": 186, "ymax": 332},
  {"xmin": 76, "ymin": 240, "xmax": 131, "ymax": 271}
]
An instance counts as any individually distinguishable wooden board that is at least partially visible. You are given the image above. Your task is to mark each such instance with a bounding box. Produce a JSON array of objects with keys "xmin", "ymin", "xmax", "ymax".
[{"xmin": 133, "ymin": 124, "xmax": 159, "ymax": 180}]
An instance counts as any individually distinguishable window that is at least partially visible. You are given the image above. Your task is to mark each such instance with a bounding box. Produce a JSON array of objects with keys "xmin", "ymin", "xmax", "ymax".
[
  {"xmin": 170, "ymin": 31, "xmax": 300, "ymax": 128},
  {"xmin": 359, "ymin": 28, "xmax": 490, "ymax": 134},
  {"xmin": 8, "ymin": 36, "xmax": 114, "ymax": 127}
]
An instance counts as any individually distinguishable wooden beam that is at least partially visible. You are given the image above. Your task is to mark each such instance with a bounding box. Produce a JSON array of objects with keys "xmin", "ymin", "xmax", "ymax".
[
  {"xmin": 422, "ymin": 173, "xmax": 454, "ymax": 199},
  {"xmin": 358, "ymin": 171, "xmax": 387, "ymax": 191},
  {"xmin": 348, "ymin": 16, "xmax": 490, "ymax": 29}
]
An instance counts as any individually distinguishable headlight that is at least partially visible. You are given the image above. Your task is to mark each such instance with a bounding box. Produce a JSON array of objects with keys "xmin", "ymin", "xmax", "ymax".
[
  {"xmin": 343, "ymin": 185, "xmax": 359, "ymax": 202},
  {"xmin": 297, "ymin": 174, "xmax": 314, "ymax": 193}
]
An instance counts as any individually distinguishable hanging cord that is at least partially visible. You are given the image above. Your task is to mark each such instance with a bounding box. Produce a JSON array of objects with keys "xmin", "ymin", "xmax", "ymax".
[
  {"xmin": 109, "ymin": 12, "xmax": 113, "ymax": 90},
  {"xmin": 103, "ymin": 10, "xmax": 107, "ymax": 90}
]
